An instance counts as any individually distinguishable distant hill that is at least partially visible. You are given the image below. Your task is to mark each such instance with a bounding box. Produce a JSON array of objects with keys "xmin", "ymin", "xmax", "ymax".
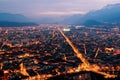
[
  {"xmin": 75, "ymin": 3, "xmax": 120, "ymax": 26},
  {"xmin": 83, "ymin": 20, "xmax": 102, "ymax": 26},
  {"xmin": 0, "ymin": 21, "xmax": 38, "ymax": 27},
  {"xmin": 0, "ymin": 13, "xmax": 38, "ymax": 27},
  {"xmin": 61, "ymin": 14, "xmax": 83, "ymax": 24},
  {"xmin": 59, "ymin": 3, "xmax": 120, "ymax": 26},
  {"xmin": 0, "ymin": 13, "xmax": 31, "ymax": 22},
  {"xmin": 1, "ymin": 3, "xmax": 120, "ymax": 26},
  {"xmin": 83, "ymin": 3, "xmax": 120, "ymax": 22}
]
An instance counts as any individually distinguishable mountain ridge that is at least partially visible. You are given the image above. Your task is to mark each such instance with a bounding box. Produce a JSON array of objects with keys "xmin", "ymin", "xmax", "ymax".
[
  {"xmin": 0, "ymin": 13, "xmax": 31, "ymax": 22},
  {"xmin": 75, "ymin": 3, "xmax": 120, "ymax": 25},
  {"xmin": 0, "ymin": 13, "xmax": 38, "ymax": 27}
]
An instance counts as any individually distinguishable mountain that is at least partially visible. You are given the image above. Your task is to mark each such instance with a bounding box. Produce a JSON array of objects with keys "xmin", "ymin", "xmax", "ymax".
[
  {"xmin": 36, "ymin": 17, "xmax": 61, "ymax": 24},
  {"xmin": 34, "ymin": 15, "xmax": 73, "ymax": 24},
  {"xmin": 0, "ymin": 13, "xmax": 38, "ymax": 27},
  {"xmin": 83, "ymin": 20, "xmax": 102, "ymax": 26},
  {"xmin": 61, "ymin": 14, "xmax": 83, "ymax": 24},
  {"xmin": 36, "ymin": 3, "xmax": 120, "ymax": 25},
  {"xmin": 0, "ymin": 21, "xmax": 38, "ymax": 27},
  {"xmin": 1, "ymin": 3, "xmax": 120, "ymax": 26},
  {"xmin": 0, "ymin": 13, "xmax": 31, "ymax": 22},
  {"xmin": 75, "ymin": 3, "xmax": 120, "ymax": 25}
]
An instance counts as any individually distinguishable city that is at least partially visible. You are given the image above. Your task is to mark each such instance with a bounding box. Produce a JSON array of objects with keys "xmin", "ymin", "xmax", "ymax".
[{"xmin": 0, "ymin": 24, "xmax": 120, "ymax": 80}]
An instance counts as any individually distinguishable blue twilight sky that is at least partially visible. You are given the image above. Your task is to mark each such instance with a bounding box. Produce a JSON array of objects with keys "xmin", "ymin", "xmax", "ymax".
[{"xmin": 0, "ymin": 0, "xmax": 120, "ymax": 17}]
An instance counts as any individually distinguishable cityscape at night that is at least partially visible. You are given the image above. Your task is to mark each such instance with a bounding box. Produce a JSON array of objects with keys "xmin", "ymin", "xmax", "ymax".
[
  {"xmin": 0, "ymin": 0, "xmax": 120, "ymax": 80},
  {"xmin": 0, "ymin": 25, "xmax": 120, "ymax": 80}
]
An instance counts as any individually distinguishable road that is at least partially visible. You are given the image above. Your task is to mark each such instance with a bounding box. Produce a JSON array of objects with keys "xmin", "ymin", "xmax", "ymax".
[{"xmin": 58, "ymin": 28, "xmax": 117, "ymax": 78}]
